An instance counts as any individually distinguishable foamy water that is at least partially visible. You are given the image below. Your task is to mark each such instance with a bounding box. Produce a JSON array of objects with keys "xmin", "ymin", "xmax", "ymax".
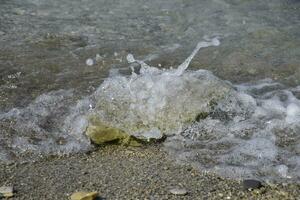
[
  {"xmin": 165, "ymin": 79, "xmax": 300, "ymax": 182},
  {"xmin": 1, "ymin": 38, "xmax": 300, "ymax": 183}
]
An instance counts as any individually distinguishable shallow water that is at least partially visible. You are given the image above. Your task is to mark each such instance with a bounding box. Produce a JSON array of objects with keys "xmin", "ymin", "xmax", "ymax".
[{"xmin": 0, "ymin": 0, "xmax": 300, "ymax": 182}]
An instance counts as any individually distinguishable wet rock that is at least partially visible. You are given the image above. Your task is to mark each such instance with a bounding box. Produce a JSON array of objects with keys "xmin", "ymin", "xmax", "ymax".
[
  {"xmin": 0, "ymin": 186, "xmax": 14, "ymax": 198},
  {"xmin": 70, "ymin": 191, "xmax": 98, "ymax": 200},
  {"xmin": 86, "ymin": 116, "xmax": 142, "ymax": 146},
  {"xmin": 169, "ymin": 188, "xmax": 188, "ymax": 195},
  {"xmin": 242, "ymin": 179, "xmax": 263, "ymax": 191},
  {"xmin": 93, "ymin": 65, "xmax": 232, "ymax": 139}
]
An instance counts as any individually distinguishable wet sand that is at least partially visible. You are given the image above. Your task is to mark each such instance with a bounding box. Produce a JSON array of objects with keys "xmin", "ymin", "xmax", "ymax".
[{"xmin": 0, "ymin": 144, "xmax": 299, "ymax": 200}]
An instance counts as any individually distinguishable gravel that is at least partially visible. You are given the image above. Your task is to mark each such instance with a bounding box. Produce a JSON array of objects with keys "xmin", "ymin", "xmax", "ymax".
[{"xmin": 0, "ymin": 144, "xmax": 299, "ymax": 199}]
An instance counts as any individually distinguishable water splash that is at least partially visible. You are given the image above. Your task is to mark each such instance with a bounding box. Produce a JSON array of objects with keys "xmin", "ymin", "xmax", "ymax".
[
  {"xmin": 91, "ymin": 37, "xmax": 226, "ymax": 139},
  {"xmin": 174, "ymin": 37, "xmax": 220, "ymax": 76}
]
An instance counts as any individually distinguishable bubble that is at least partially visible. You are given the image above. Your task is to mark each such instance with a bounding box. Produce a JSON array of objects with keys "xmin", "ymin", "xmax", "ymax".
[{"xmin": 126, "ymin": 54, "xmax": 135, "ymax": 63}]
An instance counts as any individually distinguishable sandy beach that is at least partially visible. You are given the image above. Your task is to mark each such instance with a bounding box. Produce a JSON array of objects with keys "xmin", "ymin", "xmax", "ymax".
[{"xmin": 1, "ymin": 144, "xmax": 299, "ymax": 200}]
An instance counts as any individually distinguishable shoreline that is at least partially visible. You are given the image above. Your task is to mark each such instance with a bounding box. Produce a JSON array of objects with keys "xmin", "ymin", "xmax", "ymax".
[{"xmin": 1, "ymin": 144, "xmax": 299, "ymax": 199}]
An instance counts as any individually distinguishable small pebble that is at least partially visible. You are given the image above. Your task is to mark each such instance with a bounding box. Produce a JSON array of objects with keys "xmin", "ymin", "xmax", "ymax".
[
  {"xmin": 169, "ymin": 188, "xmax": 187, "ymax": 195},
  {"xmin": 81, "ymin": 171, "xmax": 88, "ymax": 175},
  {"xmin": 13, "ymin": 8, "xmax": 26, "ymax": 15},
  {"xmin": 0, "ymin": 186, "xmax": 14, "ymax": 198},
  {"xmin": 95, "ymin": 54, "xmax": 102, "ymax": 62},
  {"xmin": 70, "ymin": 191, "xmax": 98, "ymax": 200},
  {"xmin": 242, "ymin": 179, "xmax": 263, "ymax": 191},
  {"xmin": 86, "ymin": 58, "xmax": 94, "ymax": 66}
]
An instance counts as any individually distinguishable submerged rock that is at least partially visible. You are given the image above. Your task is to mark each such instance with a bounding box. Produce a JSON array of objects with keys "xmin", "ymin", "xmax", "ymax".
[
  {"xmin": 84, "ymin": 38, "xmax": 233, "ymax": 147},
  {"xmin": 88, "ymin": 38, "xmax": 226, "ymax": 140},
  {"xmin": 91, "ymin": 69, "xmax": 232, "ymax": 139},
  {"xmin": 70, "ymin": 191, "xmax": 99, "ymax": 200}
]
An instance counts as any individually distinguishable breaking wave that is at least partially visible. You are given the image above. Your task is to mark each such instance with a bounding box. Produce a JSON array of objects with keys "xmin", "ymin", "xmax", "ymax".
[{"xmin": 1, "ymin": 37, "xmax": 300, "ymax": 183}]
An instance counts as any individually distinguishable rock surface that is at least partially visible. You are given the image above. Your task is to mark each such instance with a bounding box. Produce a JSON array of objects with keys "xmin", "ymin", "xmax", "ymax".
[
  {"xmin": 92, "ymin": 67, "xmax": 232, "ymax": 140},
  {"xmin": 86, "ymin": 116, "xmax": 143, "ymax": 146}
]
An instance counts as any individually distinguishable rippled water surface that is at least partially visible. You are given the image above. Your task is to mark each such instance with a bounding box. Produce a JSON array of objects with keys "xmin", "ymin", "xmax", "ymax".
[{"xmin": 0, "ymin": 0, "xmax": 300, "ymax": 182}]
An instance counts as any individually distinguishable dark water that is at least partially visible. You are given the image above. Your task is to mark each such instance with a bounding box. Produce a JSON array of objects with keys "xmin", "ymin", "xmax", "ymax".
[{"xmin": 0, "ymin": 0, "xmax": 300, "ymax": 182}]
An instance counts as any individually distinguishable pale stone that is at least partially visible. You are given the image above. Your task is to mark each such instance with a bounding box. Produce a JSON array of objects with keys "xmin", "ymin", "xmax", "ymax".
[
  {"xmin": 169, "ymin": 188, "xmax": 187, "ymax": 195},
  {"xmin": 86, "ymin": 58, "xmax": 94, "ymax": 66},
  {"xmin": 70, "ymin": 191, "xmax": 98, "ymax": 200},
  {"xmin": 0, "ymin": 186, "xmax": 14, "ymax": 198}
]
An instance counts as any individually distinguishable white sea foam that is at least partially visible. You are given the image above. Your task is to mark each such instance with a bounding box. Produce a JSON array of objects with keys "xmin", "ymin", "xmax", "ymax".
[
  {"xmin": 0, "ymin": 90, "xmax": 92, "ymax": 162},
  {"xmin": 165, "ymin": 79, "xmax": 300, "ymax": 182}
]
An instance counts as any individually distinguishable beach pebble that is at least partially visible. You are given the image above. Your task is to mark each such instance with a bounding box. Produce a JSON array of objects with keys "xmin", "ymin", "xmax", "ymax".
[
  {"xmin": 169, "ymin": 188, "xmax": 187, "ymax": 195},
  {"xmin": 86, "ymin": 58, "xmax": 94, "ymax": 66},
  {"xmin": 70, "ymin": 191, "xmax": 99, "ymax": 200},
  {"xmin": 0, "ymin": 186, "xmax": 14, "ymax": 198},
  {"xmin": 242, "ymin": 179, "xmax": 263, "ymax": 191},
  {"xmin": 13, "ymin": 8, "xmax": 26, "ymax": 15},
  {"xmin": 95, "ymin": 54, "xmax": 102, "ymax": 62}
]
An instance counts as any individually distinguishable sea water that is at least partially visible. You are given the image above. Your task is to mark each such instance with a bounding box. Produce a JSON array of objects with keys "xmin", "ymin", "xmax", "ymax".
[{"xmin": 1, "ymin": 37, "xmax": 299, "ymax": 183}]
